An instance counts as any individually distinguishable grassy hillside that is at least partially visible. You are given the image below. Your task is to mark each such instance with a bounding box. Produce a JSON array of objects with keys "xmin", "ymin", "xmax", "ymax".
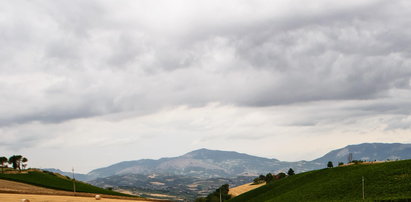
[
  {"xmin": 0, "ymin": 170, "xmax": 132, "ymax": 197},
  {"xmin": 229, "ymin": 160, "xmax": 411, "ymax": 202}
]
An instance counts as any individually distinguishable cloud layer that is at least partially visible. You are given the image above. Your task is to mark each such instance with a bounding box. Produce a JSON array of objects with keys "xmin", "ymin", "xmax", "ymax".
[{"xmin": 1, "ymin": 0, "xmax": 411, "ymax": 172}]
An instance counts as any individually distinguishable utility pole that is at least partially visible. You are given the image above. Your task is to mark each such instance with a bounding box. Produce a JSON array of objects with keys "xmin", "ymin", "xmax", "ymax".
[
  {"xmin": 219, "ymin": 188, "xmax": 222, "ymax": 202},
  {"xmin": 362, "ymin": 176, "xmax": 365, "ymax": 200},
  {"xmin": 72, "ymin": 167, "xmax": 76, "ymax": 196}
]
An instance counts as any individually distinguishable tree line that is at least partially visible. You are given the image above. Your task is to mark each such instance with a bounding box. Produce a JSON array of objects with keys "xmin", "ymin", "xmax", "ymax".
[
  {"xmin": 0, "ymin": 155, "xmax": 28, "ymax": 173},
  {"xmin": 253, "ymin": 168, "xmax": 295, "ymax": 184}
]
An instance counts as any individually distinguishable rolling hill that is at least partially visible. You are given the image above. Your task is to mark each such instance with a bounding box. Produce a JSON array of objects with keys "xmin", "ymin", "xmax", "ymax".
[
  {"xmin": 229, "ymin": 160, "xmax": 411, "ymax": 202},
  {"xmin": 0, "ymin": 169, "xmax": 133, "ymax": 197}
]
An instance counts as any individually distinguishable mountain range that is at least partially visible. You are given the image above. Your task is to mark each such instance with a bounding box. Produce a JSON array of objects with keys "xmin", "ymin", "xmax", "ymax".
[
  {"xmin": 42, "ymin": 168, "xmax": 91, "ymax": 182},
  {"xmin": 312, "ymin": 143, "xmax": 411, "ymax": 163},
  {"xmin": 86, "ymin": 142, "xmax": 411, "ymax": 180},
  {"xmin": 44, "ymin": 143, "xmax": 411, "ymax": 201}
]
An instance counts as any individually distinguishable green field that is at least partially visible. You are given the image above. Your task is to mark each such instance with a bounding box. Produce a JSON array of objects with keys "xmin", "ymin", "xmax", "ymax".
[
  {"xmin": 229, "ymin": 160, "xmax": 411, "ymax": 202},
  {"xmin": 0, "ymin": 170, "xmax": 133, "ymax": 197}
]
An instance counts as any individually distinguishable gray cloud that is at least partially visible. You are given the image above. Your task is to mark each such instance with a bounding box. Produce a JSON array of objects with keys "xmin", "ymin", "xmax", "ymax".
[{"xmin": 0, "ymin": 0, "xmax": 411, "ymax": 153}]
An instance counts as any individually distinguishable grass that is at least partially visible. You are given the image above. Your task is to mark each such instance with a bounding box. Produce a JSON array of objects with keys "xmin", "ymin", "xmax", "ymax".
[
  {"xmin": 229, "ymin": 160, "xmax": 411, "ymax": 202},
  {"xmin": 0, "ymin": 169, "xmax": 134, "ymax": 197}
]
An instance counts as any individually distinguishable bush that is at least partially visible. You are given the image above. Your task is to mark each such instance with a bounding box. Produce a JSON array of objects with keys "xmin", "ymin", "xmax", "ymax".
[{"xmin": 351, "ymin": 160, "xmax": 364, "ymax": 164}]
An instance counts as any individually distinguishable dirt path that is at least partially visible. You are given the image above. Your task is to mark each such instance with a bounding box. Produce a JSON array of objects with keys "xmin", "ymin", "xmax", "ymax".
[
  {"xmin": 0, "ymin": 179, "xmax": 77, "ymax": 196},
  {"xmin": 0, "ymin": 193, "xmax": 153, "ymax": 202},
  {"xmin": 0, "ymin": 179, "xmax": 162, "ymax": 201}
]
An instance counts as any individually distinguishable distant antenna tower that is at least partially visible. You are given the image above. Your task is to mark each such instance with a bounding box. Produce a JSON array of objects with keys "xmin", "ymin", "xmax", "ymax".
[{"xmin": 348, "ymin": 153, "xmax": 353, "ymax": 163}]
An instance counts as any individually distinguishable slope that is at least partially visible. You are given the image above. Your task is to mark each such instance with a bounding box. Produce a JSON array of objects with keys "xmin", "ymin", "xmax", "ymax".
[
  {"xmin": 229, "ymin": 160, "xmax": 411, "ymax": 202},
  {"xmin": 42, "ymin": 168, "xmax": 91, "ymax": 181},
  {"xmin": 0, "ymin": 169, "xmax": 133, "ymax": 197}
]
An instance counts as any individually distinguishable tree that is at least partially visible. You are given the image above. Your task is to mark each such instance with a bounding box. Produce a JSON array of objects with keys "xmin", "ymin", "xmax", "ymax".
[
  {"xmin": 352, "ymin": 160, "xmax": 364, "ymax": 165},
  {"xmin": 327, "ymin": 161, "xmax": 334, "ymax": 168},
  {"xmin": 8, "ymin": 155, "xmax": 23, "ymax": 171},
  {"xmin": 0, "ymin": 156, "xmax": 8, "ymax": 173},
  {"xmin": 253, "ymin": 177, "xmax": 260, "ymax": 184},
  {"xmin": 253, "ymin": 174, "xmax": 266, "ymax": 184},
  {"xmin": 258, "ymin": 174, "xmax": 266, "ymax": 181},
  {"xmin": 338, "ymin": 162, "xmax": 344, "ymax": 166},
  {"xmin": 194, "ymin": 197, "xmax": 207, "ymax": 202},
  {"xmin": 276, "ymin": 172, "xmax": 287, "ymax": 179},
  {"xmin": 287, "ymin": 168, "xmax": 295, "ymax": 176},
  {"xmin": 202, "ymin": 184, "xmax": 231, "ymax": 202},
  {"xmin": 217, "ymin": 184, "xmax": 230, "ymax": 200},
  {"xmin": 21, "ymin": 157, "xmax": 28, "ymax": 170},
  {"xmin": 265, "ymin": 173, "xmax": 274, "ymax": 183}
]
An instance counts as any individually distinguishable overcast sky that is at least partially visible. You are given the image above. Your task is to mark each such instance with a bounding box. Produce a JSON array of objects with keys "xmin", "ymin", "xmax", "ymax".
[{"xmin": 1, "ymin": 0, "xmax": 411, "ymax": 173}]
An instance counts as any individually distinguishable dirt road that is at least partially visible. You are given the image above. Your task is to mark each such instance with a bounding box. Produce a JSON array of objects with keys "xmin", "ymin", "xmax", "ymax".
[
  {"xmin": 0, "ymin": 179, "xmax": 163, "ymax": 201},
  {"xmin": 0, "ymin": 193, "xmax": 153, "ymax": 202}
]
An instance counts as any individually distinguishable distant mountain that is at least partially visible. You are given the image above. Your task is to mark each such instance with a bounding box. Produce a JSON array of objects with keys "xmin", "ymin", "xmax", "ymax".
[
  {"xmin": 84, "ymin": 143, "xmax": 411, "ymax": 201},
  {"xmin": 88, "ymin": 143, "xmax": 411, "ymax": 180},
  {"xmin": 313, "ymin": 143, "xmax": 411, "ymax": 165},
  {"xmin": 42, "ymin": 168, "xmax": 91, "ymax": 182},
  {"xmin": 88, "ymin": 148, "xmax": 319, "ymax": 179}
]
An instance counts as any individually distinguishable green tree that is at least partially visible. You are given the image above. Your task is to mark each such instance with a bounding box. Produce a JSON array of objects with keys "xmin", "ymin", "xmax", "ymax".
[
  {"xmin": 276, "ymin": 172, "xmax": 287, "ymax": 179},
  {"xmin": 327, "ymin": 161, "xmax": 334, "ymax": 168},
  {"xmin": 253, "ymin": 177, "xmax": 260, "ymax": 184},
  {"xmin": 207, "ymin": 195, "xmax": 219, "ymax": 202},
  {"xmin": 287, "ymin": 168, "xmax": 295, "ymax": 176},
  {"xmin": 0, "ymin": 156, "xmax": 8, "ymax": 173},
  {"xmin": 202, "ymin": 184, "xmax": 231, "ymax": 202},
  {"xmin": 218, "ymin": 184, "xmax": 230, "ymax": 200},
  {"xmin": 352, "ymin": 160, "xmax": 364, "ymax": 164},
  {"xmin": 265, "ymin": 173, "xmax": 274, "ymax": 183},
  {"xmin": 194, "ymin": 197, "xmax": 207, "ymax": 202},
  {"xmin": 338, "ymin": 162, "xmax": 344, "ymax": 166},
  {"xmin": 253, "ymin": 174, "xmax": 266, "ymax": 184},
  {"xmin": 8, "ymin": 155, "xmax": 23, "ymax": 171},
  {"xmin": 21, "ymin": 157, "xmax": 28, "ymax": 169},
  {"xmin": 258, "ymin": 174, "xmax": 266, "ymax": 181}
]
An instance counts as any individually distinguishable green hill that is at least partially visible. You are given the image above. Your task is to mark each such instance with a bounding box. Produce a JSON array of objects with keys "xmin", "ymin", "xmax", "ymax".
[
  {"xmin": 0, "ymin": 169, "xmax": 133, "ymax": 197},
  {"xmin": 229, "ymin": 160, "xmax": 411, "ymax": 202}
]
